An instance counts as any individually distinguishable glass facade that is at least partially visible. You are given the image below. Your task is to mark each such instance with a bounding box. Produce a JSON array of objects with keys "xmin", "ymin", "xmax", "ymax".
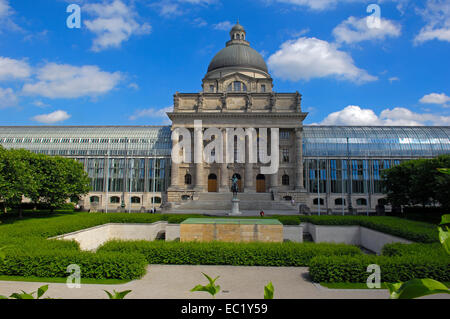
[{"xmin": 0, "ymin": 125, "xmax": 449, "ymax": 198}]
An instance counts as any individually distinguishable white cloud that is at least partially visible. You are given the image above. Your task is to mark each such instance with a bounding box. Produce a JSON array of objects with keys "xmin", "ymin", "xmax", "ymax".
[
  {"xmin": 389, "ymin": 76, "xmax": 400, "ymax": 83},
  {"xmin": 315, "ymin": 105, "xmax": 450, "ymax": 126},
  {"xmin": 267, "ymin": 37, "xmax": 377, "ymax": 83},
  {"xmin": 213, "ymin": 21, "xmax": 233, "ymax": 31},
  {"xmin": 193, "ymin": 17, "xmax": 207, "ymax": 27},
  {"xmin": 32, "ymin": 100, "xmax": 49, "ymax": 108},
  {"xmin": 274, "ymin": 0, "xmax": 410, "ymax": 12},
  {"xmin": 415, "ymin": 0, "xmax": 450, "ymax": 44},
  {"xmin": 22, "ymin": 63, "xmax": 122, "ymax": 99},
  {"xmin": 0, "ymin": 0, "xmax": 12, "ymax": 19},
  {"xmin": 32, "ymin": 110, "xmax": 71, "ymax": 124},
  {"xmin": 128, "ymin": 82, "xmax": 139, "ymax": 90},
  {"xmin": 420, "ymin": 92, "xmax": 450, "ymax": 105},
  {"xmin": 333, "ymin": 16, "xmax": 401, "ymax": 44},
  {"xmin": 0, "ymin": 57, "xmax": 31, "ymax": 80},
  {"xmin": 0, "ymin": 87, "xmax": 17, "ymax": 108},
  {"xmin": 84, "ymin": 0, "xmax": 151, "ymax": 52},
  {"xmin": 129, "ymin": 106, "xmax": 173, "ymax": 123}
]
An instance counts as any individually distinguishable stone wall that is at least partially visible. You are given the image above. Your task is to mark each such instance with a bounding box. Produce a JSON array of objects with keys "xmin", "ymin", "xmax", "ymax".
[{"xmin": 180, "ymin": 223, "xmax": 283, "ymax": 243}]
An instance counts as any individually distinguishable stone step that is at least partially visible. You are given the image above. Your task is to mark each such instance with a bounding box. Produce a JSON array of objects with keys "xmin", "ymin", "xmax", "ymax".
[
  {"xmin": 169, "ymin": 199, "xmax": 296, "ymax": 211},
  {"xmin": 198, "ymin": 192, "xmax": 272, "ymax": 202}
]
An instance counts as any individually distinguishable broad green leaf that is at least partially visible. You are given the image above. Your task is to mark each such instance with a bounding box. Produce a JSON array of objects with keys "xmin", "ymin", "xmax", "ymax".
[
  {"xmin": 104, "ymin": 290, "xmax": 113, "ymax": 299},
  {"xmin": 264, "ymin": 282, "xmax": 274, "ymax": 299},
  {"xmin": 10, "ymin": 292, "xmax": 35, "ymax": 299},
  {"xmin": 437, "ymin": 168, "xmax": 450, "ymax": 175},
  {"xmin": 37, "ymin": 285, "xmax": 48, "ymax": 299},
  {"xmin": 386, "ymin": 282, "xmax": 403, "ymax": 298},
  {"xmin": 438, "ymin": 226, "xmax": 450, "ymax": 254},
  {"xmin": 190, "ymin": 273, "xmax": 221, "ymax": 297},
  {"xmin": 387, "ymin": 279, "xmax": 450, "ymax": 299},
  {"xmin": 440, "ymin": 214, "xmax": 450, "ymax": 226},
  {"xmin": 115, "ymin": 290, "xmax": 132, "ymax": 299}
]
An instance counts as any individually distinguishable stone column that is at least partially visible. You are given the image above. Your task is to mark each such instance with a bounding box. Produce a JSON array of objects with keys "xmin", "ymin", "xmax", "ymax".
[
  {"xmin": 295, "ymin": 128, "xmax": 305, "ymax": 190},
  {"xmin": 244, "ymin": 133, "xmax": 254, "ymax": 192},
  {"xmin": 219, "ymin": 128, "xmax": 229, "ymax": 192},
  {"xmin": 270, "ymin": 171, "xmax": 279, "ymax": 191},
  {"xmin": 194, "ymin": 127, "xmax": 205, "ymax": 192},
  {"xmin": 169, "ymin": 128, "xmax": 180, "ymax": 189}
]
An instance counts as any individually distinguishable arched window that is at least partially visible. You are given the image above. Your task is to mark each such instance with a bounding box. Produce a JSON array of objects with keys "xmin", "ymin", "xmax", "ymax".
[
  {"xmin": 110, "ymin": 196, "xmax": 120, "ymax": 204},
  {"xmin": 185, "ymin": 174, "xmax": 192, "ymax": 185},
  {"xmin": 90, "ymin": 196, "xmax": 99, "ymax": 203},
  {"xmin": 151, "ymin": 197, "xmax": 162, "ymax": 204},
  {"xmin": 131, "ymin": 196, "xmax": 141, "ymax": 204},
  {"xmin": 335, "ymin": 198, "xmax": 346, "ymax": 206},
  {"xmin": 357, "ymin": 198, "xmax": 368, "ymax": 206},
  {"xmin": 313, "ymin": 198, "xmax": 324, "ymax": 205},
  {"xmin": 283, "ymin": 196, "xmax": 292, "ymax": 201},
  {"xmin": 181, "ymin": 195, "xmax": 191, "ymax": 201},
  {"xmin": 261, "ymin": 84, "xmax": 266, "ymax": 93},
  {"xmin": 282, "ymin": 175, "xmax": 290, "ymax": 186}
]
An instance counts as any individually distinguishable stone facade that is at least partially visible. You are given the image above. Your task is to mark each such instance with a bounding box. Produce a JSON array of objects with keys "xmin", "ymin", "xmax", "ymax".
[{"xmin": 166, "ymin": 23, "xmax": 308, "ymax": 210}]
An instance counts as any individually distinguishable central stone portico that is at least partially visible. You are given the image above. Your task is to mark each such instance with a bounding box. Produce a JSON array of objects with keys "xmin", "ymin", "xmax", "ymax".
[{"xmin": 166, "ymin": 22, "xmax": 308, "ymax": 212}]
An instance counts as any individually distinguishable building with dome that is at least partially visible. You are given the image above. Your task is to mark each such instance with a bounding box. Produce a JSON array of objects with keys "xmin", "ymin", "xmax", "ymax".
[{"xmin": 0, "ymin": 22, "xmax": 449, "ymax": 214}]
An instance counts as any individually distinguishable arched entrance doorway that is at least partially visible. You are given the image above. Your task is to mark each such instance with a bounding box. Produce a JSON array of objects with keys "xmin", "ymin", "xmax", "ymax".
[
  {"xmin": 232, "ymin": 173, "xmax": 243, "ymax": 192},
  {"xmin": 208, "ymin": 174, "xmax": 218, "ymax": 192},
  {"xmin": 256, "ymin": 174, "xmax": 266, "ymax": 193}
]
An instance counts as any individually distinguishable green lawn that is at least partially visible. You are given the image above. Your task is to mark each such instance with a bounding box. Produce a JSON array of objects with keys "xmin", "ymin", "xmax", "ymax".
[
  {"xmin": 320, "ymin": 282, "xmax": 450, "ymax": 290},
  {"xmin": 0, "ymin": 275, "xmax": 131, "ymax": 285}
]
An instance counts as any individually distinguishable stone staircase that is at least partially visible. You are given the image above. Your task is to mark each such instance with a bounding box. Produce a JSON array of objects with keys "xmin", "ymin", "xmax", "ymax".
[{"xmin": 167, "ymin": 192, "xmax": 297, "ymax": 211}]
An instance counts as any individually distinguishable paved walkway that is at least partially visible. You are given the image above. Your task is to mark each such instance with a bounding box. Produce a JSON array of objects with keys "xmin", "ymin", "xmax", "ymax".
[{"xmin": 1, "ymin": 265, "xmax": 448, "ymax": 299}]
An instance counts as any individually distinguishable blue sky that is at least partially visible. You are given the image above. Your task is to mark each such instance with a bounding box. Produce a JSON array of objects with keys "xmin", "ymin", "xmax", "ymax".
[{"xmin": 0, "ymin": 0, "xmax": 449, "ymax": 126}]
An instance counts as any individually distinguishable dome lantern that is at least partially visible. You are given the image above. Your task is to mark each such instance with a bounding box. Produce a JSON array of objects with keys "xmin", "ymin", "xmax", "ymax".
[
  {"xmin": 205, "ymin": 21, "xmax": 269, "ymax": 76},
  {"xmin": 230, "ymin": 20, "xmax": 246, "ymax": 41}
]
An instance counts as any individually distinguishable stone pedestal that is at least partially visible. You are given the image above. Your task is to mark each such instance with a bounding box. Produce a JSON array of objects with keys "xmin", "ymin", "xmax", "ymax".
[{"xmin": 229, "ymin": 198, "xmax": 242, "ymax": 215}]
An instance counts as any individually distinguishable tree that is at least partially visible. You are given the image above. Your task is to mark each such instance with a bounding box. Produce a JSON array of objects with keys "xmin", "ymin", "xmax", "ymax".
[
  {"xmin": 383, "ymin": 155, "xmax": 450, "ymax": 209},
  {"xmin": 28, "ymin": 154, "xmax": 90, "ymax": 212},
  {"xmin": 0, "ymin": 147, "xmax": 37, "ymax": 216}
]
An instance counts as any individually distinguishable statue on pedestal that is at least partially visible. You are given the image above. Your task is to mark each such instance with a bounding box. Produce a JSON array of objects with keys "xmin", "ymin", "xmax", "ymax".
[{"xmin": 231, "ymin": 175, "xmax": 239, "ymax": 198}]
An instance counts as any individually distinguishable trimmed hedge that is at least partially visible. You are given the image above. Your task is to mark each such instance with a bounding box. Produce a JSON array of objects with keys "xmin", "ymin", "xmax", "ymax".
[
  {"xmin": 0, "ymin": 251, "xmax": 147, "ymax": 280},
  {"xmin": 382, "ymin": 242, "xmax": 448, "ymax": 258},
  {"xmin": 97, "ymin": 240, "xmax": 362, "ymax": 267},
  {"xmin": 309, "ymin": 255, "xmax": 450, "ymax": 283}
]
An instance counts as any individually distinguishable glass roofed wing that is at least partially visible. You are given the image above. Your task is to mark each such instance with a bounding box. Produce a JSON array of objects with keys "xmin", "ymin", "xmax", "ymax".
[
  {"xmin": 0, "ymin": 126, "xmax": 173, "ymax": 157},
  {"xmin": 303, "ymin": 126, "xmax": 450, "ymax": 158}
]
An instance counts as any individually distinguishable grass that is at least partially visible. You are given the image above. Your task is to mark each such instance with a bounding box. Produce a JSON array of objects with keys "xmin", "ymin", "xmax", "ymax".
[
  {"xmin": 0, "ymin": 275, "xmax": 131, "ymax": 285},
  {"xmin": 320, "ymin": 282, "xmax": 450, "ymax": 290}
]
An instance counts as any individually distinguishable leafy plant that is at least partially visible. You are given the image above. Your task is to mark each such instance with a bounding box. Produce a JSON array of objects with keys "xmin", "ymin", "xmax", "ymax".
[
  {"xmin": 190, "ymin": 272, "xmax": 221, "ymax": 298},
  {"xmin": 386, "ymin": 279, "xmax": 449, "ymax": 299},
  {"xmin": 0, "ymin": 284, "xmax": 49, "ymax": 299},
  {"xmin": 438, "ymin": 214, "xmax": 449, "ymax": 254},
  {"xmin": 104, "ymin": 289, "xmax": 132, "ymax": 299},
  {"xmin": 264, "ymin": 282, "xmax": 274, "ymax": 299},
  {"xmin": 386, "ymin": 214, "xmax": 450, "ymax": 299}
]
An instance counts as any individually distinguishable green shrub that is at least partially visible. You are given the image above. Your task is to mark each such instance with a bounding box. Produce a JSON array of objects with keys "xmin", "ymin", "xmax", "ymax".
[
  {"xmin": 0, "ymin": 251, "xmax": 147, "ymax": 280},
  {"xmin": 98, "ymin": 240, "xmax": 362, "ymax": 267},
  {"xmin": 382, "ymin": 242, "xmax": 447, "ymax": 258},
  {"xmin": 309, "ymin": 255, "xmax": 450, "ymax": 283}
]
